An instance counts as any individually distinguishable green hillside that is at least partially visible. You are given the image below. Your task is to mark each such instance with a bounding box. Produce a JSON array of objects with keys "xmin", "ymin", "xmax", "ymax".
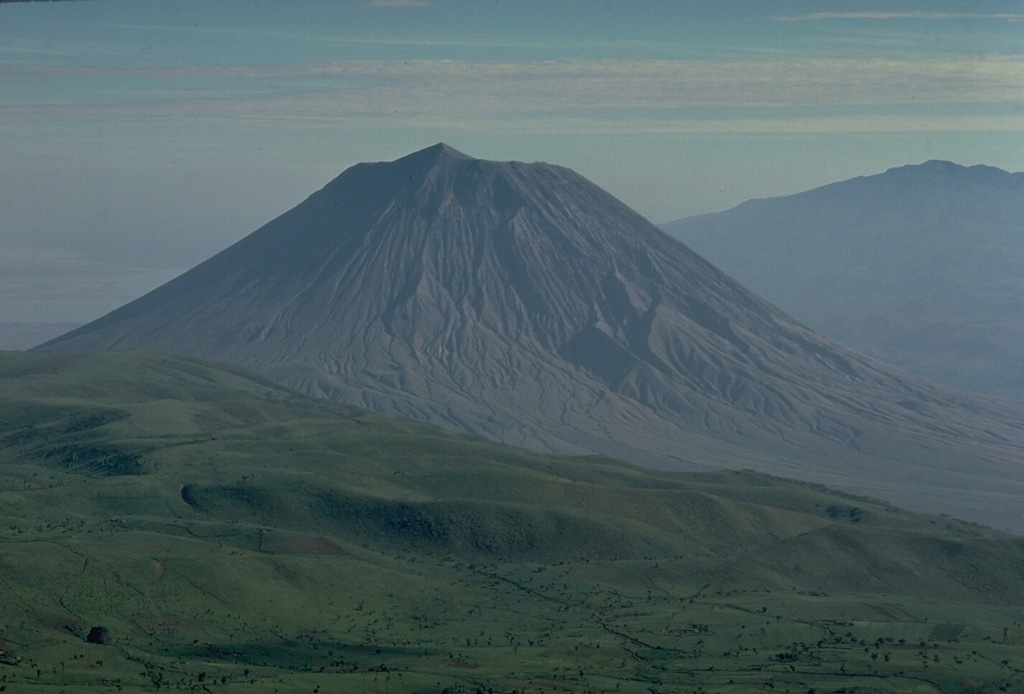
[{"xmin": 2, "ymin": 350, "xmax": 1023, "ymax": 693}]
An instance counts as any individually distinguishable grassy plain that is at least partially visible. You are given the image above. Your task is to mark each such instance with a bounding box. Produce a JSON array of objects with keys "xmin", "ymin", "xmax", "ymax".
[{"xmin": 2, "ymin": 350, "xmax": 1023, "ymax": 693}]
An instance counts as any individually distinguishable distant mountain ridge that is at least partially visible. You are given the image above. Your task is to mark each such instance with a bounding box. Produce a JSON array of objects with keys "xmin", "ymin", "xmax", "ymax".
[
  {"xmin": 37, "ymin": 144, "xmax": 1024, "ymax": 531},
  {"xmin": 662, "ymin": 160, "xmax": 1024, "ymax": 401}
]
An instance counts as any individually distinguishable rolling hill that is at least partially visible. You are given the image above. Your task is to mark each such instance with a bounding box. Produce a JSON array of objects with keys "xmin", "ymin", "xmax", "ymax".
[
  {"xmin": 2, "ymin": 349, "xmax": 1023, "ymax": 693},
  {"xmin": 35, "ymin": 145, "xmax": 1024, "ymax": 532}
]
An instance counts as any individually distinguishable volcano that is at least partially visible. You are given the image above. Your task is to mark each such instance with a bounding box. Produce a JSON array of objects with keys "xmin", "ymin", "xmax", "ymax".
[{"xmin": 37, "ymin": 144, "xmax": 1024, "ymax": 531}]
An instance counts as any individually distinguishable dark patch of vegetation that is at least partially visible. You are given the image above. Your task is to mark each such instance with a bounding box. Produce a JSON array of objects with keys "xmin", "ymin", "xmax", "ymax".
[
  {"xmin": 44, "ymin": 444, "xmax": 142, "ymax": 476},
  {"xmin": 825, "ymin": 505, "xmax": 863, "ymax": 522},
  {"xmin": 85, "ymin": 626, "xmax": 109, "ymax": 645}
]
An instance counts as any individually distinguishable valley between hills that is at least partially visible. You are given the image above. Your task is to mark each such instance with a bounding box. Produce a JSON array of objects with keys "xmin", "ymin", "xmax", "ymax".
[{"xmin": 2, "ymin": 350, "xmax": 1024, "ymax": 694}]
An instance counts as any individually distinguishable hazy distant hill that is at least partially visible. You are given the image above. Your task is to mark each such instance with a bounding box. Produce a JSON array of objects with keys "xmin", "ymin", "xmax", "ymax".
[
  {"xmin": 663, "ymin": 161, "xmax": 1024, "ymax": 401},
  {"xmin": 37, "ymin": 145, "xmax": 1024, "ymax": 531}
]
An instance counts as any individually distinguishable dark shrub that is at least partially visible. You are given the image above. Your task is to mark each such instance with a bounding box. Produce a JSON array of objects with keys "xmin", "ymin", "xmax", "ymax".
[{"xmin": 86, "ymin": 626, "xmax": 109, "ymax": 645}]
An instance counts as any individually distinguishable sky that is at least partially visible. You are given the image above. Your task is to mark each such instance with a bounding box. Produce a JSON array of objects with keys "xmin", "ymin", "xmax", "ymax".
[{"xmin": 1, "ymin": 0, "xmax": 1022, "ymax": 326}]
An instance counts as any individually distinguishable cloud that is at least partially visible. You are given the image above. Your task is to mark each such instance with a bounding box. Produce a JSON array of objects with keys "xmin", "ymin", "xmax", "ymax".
[
  {"xmin": 3, "ymin": 57, "xmax": 1022, "ymax": 138},
  {"xmin": 398, "ymin": 114, "xmax": 1024, "ymax": 136},
  {"xmin": 368, "ymin": 0, "xmax": 431, "ymax": 6},
  {"xmin": 775, "ymin": 12, "xmax": 1024, "ymax": 22},
  {"xmin": 8, "ymin": 56, "xmax": 1023, "ymax": 105}
]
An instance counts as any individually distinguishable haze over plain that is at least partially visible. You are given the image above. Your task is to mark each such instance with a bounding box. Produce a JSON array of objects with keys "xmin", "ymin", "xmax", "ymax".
[{"xmin": 2, "ymin": 0, "xmax": 1023, "ymax": 326}]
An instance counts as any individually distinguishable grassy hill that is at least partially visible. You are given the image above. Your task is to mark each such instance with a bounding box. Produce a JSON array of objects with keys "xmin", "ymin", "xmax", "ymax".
[{"xmin": 2, "ymin": 350, "xmax": 1023, "ymax": 693}]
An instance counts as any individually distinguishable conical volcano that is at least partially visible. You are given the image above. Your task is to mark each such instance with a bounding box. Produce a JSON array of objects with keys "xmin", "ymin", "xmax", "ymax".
[{"xmin": 38, "ymin": 144, "xmax": 1024, "ymax": 531}]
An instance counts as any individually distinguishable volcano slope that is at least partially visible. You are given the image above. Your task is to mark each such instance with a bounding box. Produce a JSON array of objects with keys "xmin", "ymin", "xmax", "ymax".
[
  {"xmin": 3, "ymin": 350, "xmax": 1024, "ymax": 693},
  {"xmin": 36, "ymin": 144, "xmax": 1024, "ymax": 531}
]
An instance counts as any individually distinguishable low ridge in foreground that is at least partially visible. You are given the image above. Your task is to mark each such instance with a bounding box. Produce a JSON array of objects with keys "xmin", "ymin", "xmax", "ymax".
[
  {"xmin": 2, "ymin": 350, "xmax": 1023, "ymax": 693},
  {"xmin": 35, "ymin": 144, "xmax": 1024, "ymax": 532}
]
